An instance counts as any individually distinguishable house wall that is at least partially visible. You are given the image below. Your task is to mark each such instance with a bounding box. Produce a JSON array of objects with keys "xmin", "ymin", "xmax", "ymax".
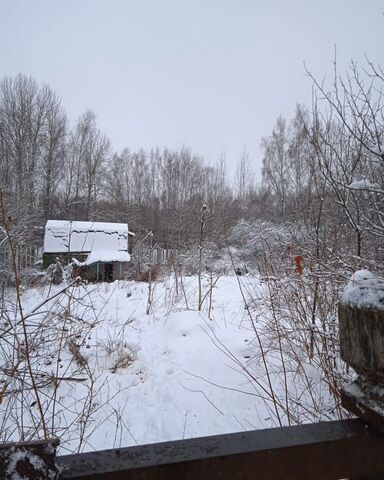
[
  {"xmin": 43, "ymin": 252, "xmax": 87, "ymax": 269},
  {"xmin": 98, "ymin": 262, "xmax": 127, "ymax": 282},
  {"xmin": 44, "ymin": 252, "xmax": 129, "ymax": 282},
  {"xmin": 112, "ymin": 262, "xmax": 127, "ymax": 281},
  {"xmin": 72, "ymin": 262, "xmax": 129, "ymax": 282},
  {"xmin": 75, "ymin": 264, "xmax": 98, "ymax": 282}
]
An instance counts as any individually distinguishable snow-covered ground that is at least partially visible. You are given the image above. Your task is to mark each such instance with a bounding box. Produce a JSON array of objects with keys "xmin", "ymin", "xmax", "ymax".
[
  {"xmin": 4, "ymin": 272, "xmax": 339, "ymax": 454},
  {"xmin": 15, "ymin": 275, "xmax": 279, "ymax": 453}
]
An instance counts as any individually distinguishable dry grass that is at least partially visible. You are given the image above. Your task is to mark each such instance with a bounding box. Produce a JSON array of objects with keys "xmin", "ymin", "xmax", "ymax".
[
  {"xmin": 110, "ymin": 349, "xmax": 135, "ymax": 373},
  {"xmin": 67, "ymin": 337, "xmax": 88, "ymax": 368}
]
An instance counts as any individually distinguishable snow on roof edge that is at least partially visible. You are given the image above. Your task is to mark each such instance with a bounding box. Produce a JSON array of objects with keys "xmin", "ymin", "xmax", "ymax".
[
  {"xmin": 73, "ymin": 250, "xmax": 131, "ymax": 266},
  {"xmin": 45, "ymin": 220, "xmax": 131, "ymax": 233},
  {"xmin": 44, "ymin": 220, "xmax": 134, "ymax": 254}
]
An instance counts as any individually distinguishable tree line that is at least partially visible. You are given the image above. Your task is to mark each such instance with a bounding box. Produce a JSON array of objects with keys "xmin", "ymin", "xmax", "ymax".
[
  {"xmin": 0, "ymin": 58, "xmax": 383, "ymax": 269},
  {"xmin": 260, "ymin": 60, "xmax": 383, "ymax": 265},
  {"xmin": 0, "ymin": 74, "xmax": 244, "ymax": 250}
]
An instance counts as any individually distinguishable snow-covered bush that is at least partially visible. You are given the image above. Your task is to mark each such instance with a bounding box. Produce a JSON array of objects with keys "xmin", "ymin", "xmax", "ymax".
[
  {"xmin": 229, "ymin": 215, "xmax": 383, "ymax": 425},
  {"xmin": 228, "ymin": 219, "xmax": 308, "ymax": 271}
]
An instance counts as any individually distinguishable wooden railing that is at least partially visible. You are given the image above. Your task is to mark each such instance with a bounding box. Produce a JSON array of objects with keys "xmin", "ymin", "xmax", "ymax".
[
  {"xmin": 1, "ymin": 279, "xmax": 384, "ymax": 479},
  {"xmin": 57, "ymin": 419, "xmax": 384, "ymax": 480}
]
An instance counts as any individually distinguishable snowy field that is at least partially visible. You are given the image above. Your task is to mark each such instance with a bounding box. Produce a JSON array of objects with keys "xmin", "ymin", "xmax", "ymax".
[
  {"xmin": 12, "ymin": 275, "xmax": 281, "ymax": 453},
  {"xmin": 3, "ymin": 273, "xmax": 338, "ymax": 454}
]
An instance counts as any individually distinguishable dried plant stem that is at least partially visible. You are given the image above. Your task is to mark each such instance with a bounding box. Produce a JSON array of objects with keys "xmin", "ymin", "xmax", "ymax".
[{"xmin": 0, "ymin": 189, "xmax": 48, "ymax": 438}]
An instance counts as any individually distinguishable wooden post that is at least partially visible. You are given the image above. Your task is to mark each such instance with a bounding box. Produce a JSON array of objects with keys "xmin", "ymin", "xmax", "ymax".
[{"xmin": 339, "ymin": 271, "xmax": 384, "ymax": 433}]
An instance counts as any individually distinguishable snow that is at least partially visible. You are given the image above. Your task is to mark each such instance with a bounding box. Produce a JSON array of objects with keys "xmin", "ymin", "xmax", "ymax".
[
  {"xmin": 44, "ymin": 220, "xmax": 131, "ymax": 254},
  {"xmin": 81, "ymin": 250, "xmax": 131, "ymax": 265},
  {"xmin": 9, "ymin": 276, "xmax": 278, "ymax": 452},
  {"xmin": 341, "ymin": 270, "xmax": 384, "ymax": 310},
  {"xmin": 3, "ymin": 274, "xmax": 341, "ymax": 454},
  {"xmin": 4, "ymin": 448, "xmax": 57, "ymax": 480},
  {"xmin": 372, "ymin": 144, "xmax": 384, "ymax": 157},
  {"xmin": 344, "ymin": 380, "xmax": 384, "ymax": 418},
  {"xmin": 348, "ymin": 179, "xmax": 383, "ymax": 193}
]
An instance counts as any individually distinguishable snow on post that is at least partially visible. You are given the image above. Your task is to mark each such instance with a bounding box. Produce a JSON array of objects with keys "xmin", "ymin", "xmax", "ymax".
[
  {"xmin": 0, "ymin": 439, "xmax": 59, "ymax": 479},
  {"xmin": 339, "ymin": 270, "xmax": 384, "ymax": 432}
]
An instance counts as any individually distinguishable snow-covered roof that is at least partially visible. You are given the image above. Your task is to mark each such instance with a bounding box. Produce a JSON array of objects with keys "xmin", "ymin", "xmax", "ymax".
[
  {"xmin": 84, "ymin": 250, "xmax": 131, "ymax": 265},
  {"xmin": 44, "ymin": 220, "xmax": 132, "ymax": 254},
  {"xmin": 72, "ymin": 250, "xmax": 131, "ymax": 266}
]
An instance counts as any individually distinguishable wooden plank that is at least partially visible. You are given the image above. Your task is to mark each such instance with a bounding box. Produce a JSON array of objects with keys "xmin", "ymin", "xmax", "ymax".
[{"xmin": 57, "ymin": 419, "xmax": 384, "ymax": 480}]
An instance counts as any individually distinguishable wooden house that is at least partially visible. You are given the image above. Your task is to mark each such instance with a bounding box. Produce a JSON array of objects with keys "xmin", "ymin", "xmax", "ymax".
[{"xmin": 43, "ymin": 220, "xmax": 134, "ymax": 282}]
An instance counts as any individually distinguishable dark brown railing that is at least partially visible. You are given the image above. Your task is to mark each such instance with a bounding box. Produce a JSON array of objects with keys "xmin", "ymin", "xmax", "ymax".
[
  {"xmin": 57, "ymin": 419, "xmax": 384, "ymax": 480},
  {"xmin": 1, "ymin": 285, "xmax": 384, "ymax": 479}
]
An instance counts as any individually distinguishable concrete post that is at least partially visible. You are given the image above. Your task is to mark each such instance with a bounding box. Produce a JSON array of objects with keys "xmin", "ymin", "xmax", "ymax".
[{"xmin": 339, "ymin": 271, "xmax": 384, "ymax": 433}]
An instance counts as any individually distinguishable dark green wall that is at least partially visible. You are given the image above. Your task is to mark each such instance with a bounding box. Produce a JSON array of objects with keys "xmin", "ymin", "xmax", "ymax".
[
  {"xmin": 43, "ymin": 252, "xmax": 88, "ymax": 269},
  {"xmin": 44, "ymin": 252, "xmax": 128, "ymax": 282}
]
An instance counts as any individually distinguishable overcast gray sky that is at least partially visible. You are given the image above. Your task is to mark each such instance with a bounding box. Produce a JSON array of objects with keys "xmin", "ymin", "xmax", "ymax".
[{"xmin": 0, "ymin": 1, "xmax": 383, "ymax": 178}]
